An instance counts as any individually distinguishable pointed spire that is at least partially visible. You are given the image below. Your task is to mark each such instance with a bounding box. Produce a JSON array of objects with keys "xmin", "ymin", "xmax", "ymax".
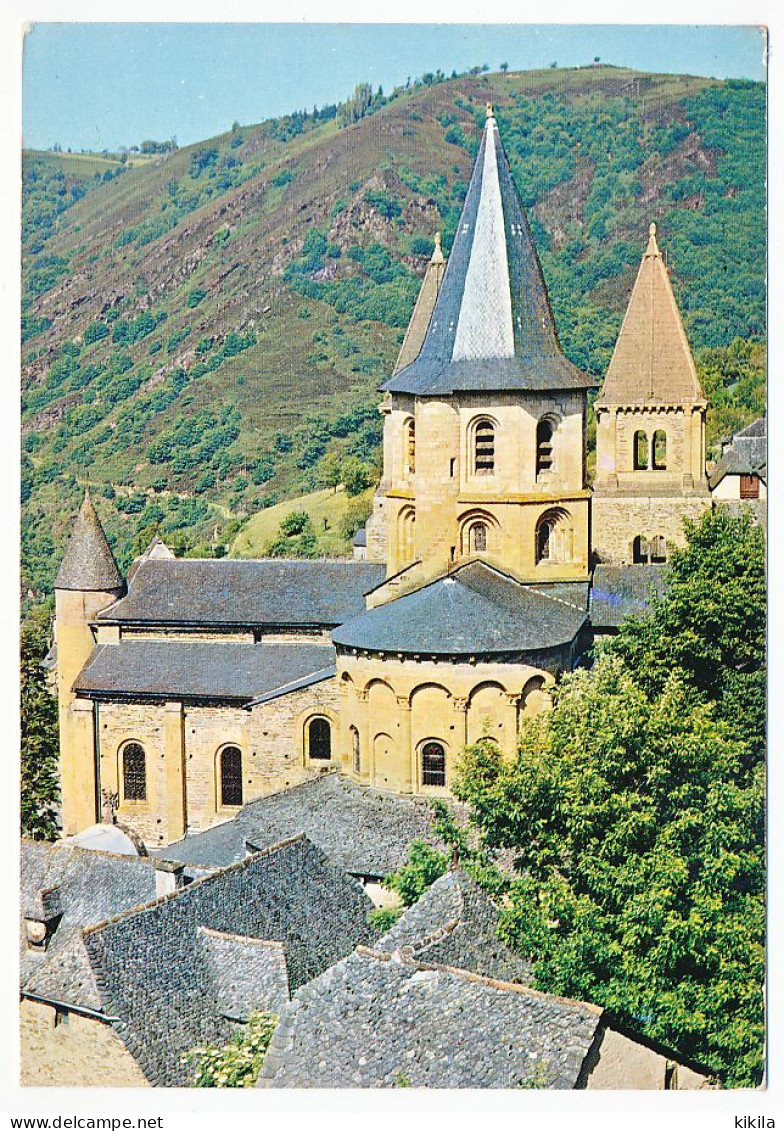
[
  {"xmin": 392, "ymin": 231, "xmax": 447, "ymax": 375},
  {"xmin": 384, "ymin": 112, "xmax": 593, "ymax": 395},
  {"xmin": 55, "ymin": 488, "xmax": 124, "ymax": 592},
  {"xmin": 597, "ymin": 224, "xmax": 706, "ymax": 406}
]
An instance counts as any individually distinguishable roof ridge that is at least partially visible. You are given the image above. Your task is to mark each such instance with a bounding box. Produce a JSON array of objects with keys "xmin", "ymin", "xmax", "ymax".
[{"xmin": 197, "ymin": 926, "xmax": 286, "ymax": 950}]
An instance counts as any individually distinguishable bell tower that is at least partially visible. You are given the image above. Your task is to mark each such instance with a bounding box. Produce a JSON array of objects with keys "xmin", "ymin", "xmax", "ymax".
[{"xmin": 593, "ymin": 224, "xmax": 710, "ymax": 565}]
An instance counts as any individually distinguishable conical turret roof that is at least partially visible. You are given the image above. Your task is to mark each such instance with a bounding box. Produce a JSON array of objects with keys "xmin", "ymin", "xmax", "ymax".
[
  {"xmin": 383, "ymin": 106, "xmax": 593, "ymax": 396},
  {"xmin": 55, "ymin": 488, "xmax": 124, "ymax": 592},
  {"xmin": 392, "ymin": 232, "xmax": 446, "ymax": 376},
  {"xmin": 597, "ymin": 224, "xmax": 706, "ymax": 407}
]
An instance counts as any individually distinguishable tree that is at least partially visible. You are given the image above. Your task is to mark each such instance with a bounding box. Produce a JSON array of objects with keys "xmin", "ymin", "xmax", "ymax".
[
  {"xmin": 453, "ymin": 511, "xmax": 766, "ymax": 1086},
  {"xmin": 500, "ymin": 62, "xmax": 509, "ymax": 73},
  {"xmin": 339, "ymin": 457, "xmax": 373, "ymax": 497},
  {"xmin": 21, "ymin": 605, "xmax": 60, "ymax": 840}
]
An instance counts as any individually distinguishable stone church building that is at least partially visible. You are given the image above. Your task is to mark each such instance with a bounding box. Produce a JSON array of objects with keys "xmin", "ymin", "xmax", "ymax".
[{"xmin": 53, "ymin": 106, "xmax": 719, "ymax": 848}]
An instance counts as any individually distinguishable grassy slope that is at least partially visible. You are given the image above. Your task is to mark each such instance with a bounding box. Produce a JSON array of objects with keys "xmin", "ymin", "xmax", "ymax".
[
  {"xmin": 21, "ymin": 65, "xmax": 765, "ymax": 598},
  {"xmin": 231, "ymin": 486, "xmax": 373, "ymax": 557}
]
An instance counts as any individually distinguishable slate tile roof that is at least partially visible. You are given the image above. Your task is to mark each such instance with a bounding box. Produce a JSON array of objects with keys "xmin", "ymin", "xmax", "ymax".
[
  {"xmin": 83, "ymin": 835, "xmax": 376, "ymax": 1086},
  {"xmin": 709, "ymin": 415, "xmax": 767, "ymax": 489},
  {"xmin": 73, "ymin": 640, "xmax": 335, "ymax": 703},
  {"xmin": 383, "ymin": 112, "xmax": 594, "ymax": 396},
  {"xmin": 332, "ymin": 560, "xmax": 589, "ymax": 659},
  {"xmin": 197, "ymin": 928, "xmax": 290, "ymax": 1020},
  {"xmin": 96, "ymin": 557, "xmax": 385, "ymax": 628},
  {"xmin": 20, "ymin": 840, "xmax": 158, "ymax": 1011},
  {"xmin": 55, "ymin": 489, "xmax": 123, "ymax": 593},
  {"xmin": 157, "ymin": 772, "xmax": 446, "ymax": 879},
  {"xmin": 377, "ymin": 870, "xmax": 532, "ymax": 984},
  {"xmin": 257, "ymin": 947, "xmax": 602, "ymax": 1089},
  {"xmin": 596, "ymin": 225, "xmax": 706, "ymax": 407},
  {"xmin": 590, "ymin": 564, "xmax": 667, "ymax": 630}
]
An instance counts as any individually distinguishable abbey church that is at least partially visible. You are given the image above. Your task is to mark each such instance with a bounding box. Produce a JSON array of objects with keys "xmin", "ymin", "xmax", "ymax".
[{"xmin": 53, "ymin": 106, "xmax": 723, "ymax": 848}]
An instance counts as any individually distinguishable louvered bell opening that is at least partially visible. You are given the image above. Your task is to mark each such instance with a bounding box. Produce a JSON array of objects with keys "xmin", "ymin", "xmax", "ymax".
[
  {"xmin": 474, "ymin": 423, "xmax": 495, "ymax": 473},
  {"xmin": 536, "ymin": 420, "xmax": 554, "ymax": 476}
]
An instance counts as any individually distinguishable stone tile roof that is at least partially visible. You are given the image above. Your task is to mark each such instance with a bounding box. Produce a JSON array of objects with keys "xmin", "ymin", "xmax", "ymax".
[
  {"xmin": 590, "ymin": 564, "xmax": 667, "ymax": 630},
  {"xmin": 257, "ymin": 947, "xmax": 602, "ymax": 1089},
  {"xmin": 157, "ymin": 772, "xmax": 446, "ymax": 879},
  {"xmin": 96, "ymin": 557, "xmax": 385, "ymax": 628},
  {"xmin": 83, "ymin": 835, "xmax": 376, "ymax": 1086},
  {"xmin": 377, "ymin": 871, "xmax": 532, "ymax": 984},
  {"xmin": 392, "ymin": 233, "xmax": 446, "ymax": 374},
  {"xmin": 197, "ymin": 928, "xmax": 290, "ymax": 1020},
  {"xmin": 596, "ymin": 225, "xmax": 706, "ymax": 407},
  {"xmin": 55, "ymin": 489, "xmax": 124, "ymax": 593},
  {"xmin": 20, "ymin": 840, "xmax": 157, "ymax": 1012},
  {"xmin": 332, "ymin": 561, "xmax": 589, "ymax": 659},
  {"xmin": 383, "ymin": 112, "xmax": 594, "ymax": 397},
  {"xmin": 73, "ymin": 641, "xmax": 335, "ymax": 703},
  {"xmin": 709, "ymin": 415, "xmax": 767, "ymax": 489}
]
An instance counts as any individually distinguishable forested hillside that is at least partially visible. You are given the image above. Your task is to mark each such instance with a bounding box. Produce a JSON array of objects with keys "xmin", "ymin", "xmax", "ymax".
[{"xmin": 21, "ymin": 65, "xmax": 765, "ymax": 600}]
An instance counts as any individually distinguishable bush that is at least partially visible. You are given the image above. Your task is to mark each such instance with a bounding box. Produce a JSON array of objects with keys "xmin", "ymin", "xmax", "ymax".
[{"xmin": 184, "ymin": 1012, "xmax": 278, "ymax": 1087}]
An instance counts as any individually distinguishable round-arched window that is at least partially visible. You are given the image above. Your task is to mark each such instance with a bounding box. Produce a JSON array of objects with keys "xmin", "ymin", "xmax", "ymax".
[
  {"xmin": 219, "ymin": 746, "xmax": 243, "ymax": 808},
  {"xmin": 122, "ymin": 742, "xmax": 146, "ymax": 802},
  {"xmin": 470, "ymin": 521, "xmax": 488, "ymax": 553},
  {"xmin": 308, "ymin": 717, "xmax": 332, "ymax": 761},
  {"xmin": 421, "ymin": 741, "xmax": 446, "ymax": 787},
  {"xmin": 472, "ymin": 419, "xmax": 496, "ymax": 474},
  {"xmin": 536, "ymin": 418, "xmax": 554, "ymax": 476}
]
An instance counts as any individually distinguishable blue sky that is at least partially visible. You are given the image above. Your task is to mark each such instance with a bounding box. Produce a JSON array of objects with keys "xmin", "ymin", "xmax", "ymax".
[{"xmin": 23, "ymin": 23, "xmax": 766, "ymax": 152}]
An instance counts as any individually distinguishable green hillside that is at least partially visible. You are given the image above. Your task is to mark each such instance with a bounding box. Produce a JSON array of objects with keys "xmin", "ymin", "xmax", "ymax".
[{"xmin": 21, "ymin": 65, "xmax": 766, "ymax": 600}]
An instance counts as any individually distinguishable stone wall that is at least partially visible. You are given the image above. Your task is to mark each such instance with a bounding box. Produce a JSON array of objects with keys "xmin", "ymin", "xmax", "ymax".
[
  {"xmin": 585, "ymin": 1024, "xmax": 711, "ymax": 1090},
  {"xmin": 592, "ymin": 495, "xmax": 710, "ymax": 565},
  {"xmin": 20, "ymin": 999, "xmax": 147, "ymax": 1087}
]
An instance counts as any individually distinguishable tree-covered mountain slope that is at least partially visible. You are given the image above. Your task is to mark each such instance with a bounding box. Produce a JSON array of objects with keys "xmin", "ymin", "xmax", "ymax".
[{"xmin": 21, "ymin": 65, "xmax": 765, "ymax": 599}]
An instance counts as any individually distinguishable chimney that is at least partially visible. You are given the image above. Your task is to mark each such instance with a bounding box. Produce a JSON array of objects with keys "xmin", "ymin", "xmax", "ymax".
[{"xmin": 154, "ymin": 858, "xmax": 185, "ymax": 897}]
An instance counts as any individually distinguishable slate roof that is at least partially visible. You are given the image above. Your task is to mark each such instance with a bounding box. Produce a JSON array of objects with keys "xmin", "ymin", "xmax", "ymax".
[
  {"xmin": 383, "ymin": 111, "xmax": 593, "ymax": 396},
  {"xmin": 257, "ymin": 947, "xmax": 602, "ymax": 1089},
  {"xmin": 709, "ymin": 415, "xmax": 767, "ymax": 489},
  {"xmin": 157, "ymin": 772, "xmax": 446, "ymax": 879},
  {"xmin": 73, "ymin": 640, "xmax": 335, "ymax": 703},
  {"xmin": 20, "ymin": 840, "xmax": 157, "ymax": 1012},
  {"xmin": 597, "ymin": 225, "xmax": 706, "ymax": 407},
  {"xmin": 589, "ymin": 564, "xmax": 667, "ymax": 630},
  {"xmin": 83, "ymin": 835, "xmax": 376, "ymax": 1086},
  {"xmin": 377, "ymin": 870, "xmax": 532, "ymax": 984},
  {"xmin": 332, "ymin": 560, "xmax": 589, "ymax": 659},
  {"xmin": 197, "ymin": 928, "xmax": 290, "ymax": 1020},
  {"xmin": 55, "ymin": 489, "xmax": 124, "ymax": 593},
  {"xmin": 95, "ymin": 557, "xmax": 386, "ymax": 628},
  {"xmin": 392, "ymin": 232, "xmax": 446, "ymax": 374}
]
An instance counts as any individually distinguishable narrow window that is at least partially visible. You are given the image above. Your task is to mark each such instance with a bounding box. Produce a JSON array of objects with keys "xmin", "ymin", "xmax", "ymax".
[
  {"xmin": 650, "ymin": 536, "xmax": 667, "ymax": 563},
  {"xmin": 421, "ymin": 742, "xmax": 446, "ymax": 787},
  {"xmin": 400, "ymin": 508, "xmax": 416, "ymax": 564},
  {"xmin": 633, "ymin": 431, "xmax": 649, "ymax": 470},
  {"xmin": 220, "ymin": 746, "xmax": 243, "ymax": 807},
  {"xmin": 122, "ymin": 743, "xmax": 146, "ymax": 802},
  {"xmin": 537, "ymin": 520, "xmax": 553, "ymax": 563},
  {"xmin": 740, "ymin": 475, "xmax": 759, "ymax": 499},
  {"xmin": 473, "ymin": 420, "xmax": 495, "ymax": 474},
  {"xmin": 632, "ymin": 535, "xmax": 649, "ymax": 564},
  {"xmin": 406, "ymin": 418, "xmax": 416, "ymax": 474},
  {"xmin": 470, "ymin": 522, "xmax": 488, "ymax": 553},
  {"xmin": 536, "ymin": 419, "xmax": 554, "ymax": 476},
  {"xmin": 351, "ymin": 726, "xmax": 361, "ymax": 774},
  {"xmin": 308, "ymin": 717, "xmax": 331, "ymax": 761},
  {"xmin": 652, "ymin": 430, "xmax": 667, "ymax": 470}
]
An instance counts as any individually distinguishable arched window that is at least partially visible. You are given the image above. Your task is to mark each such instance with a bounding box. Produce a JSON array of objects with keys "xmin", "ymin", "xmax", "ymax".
[
  {"xmin": 350, "ymin": 726, "xmax": 360, "ymax": 774},
  {"xmin": 536, "ymin": 418, "xmax": 554, "ymax": 476},
  {"xmin": 219, "ymin": 746, "xmax": 243, "ymax": 808},
  {"xmin": 405, "ymin": 418, "xmax": 416, "ymax": 475},
  {"xmin": 122, "ymin": 742, "xmax": 146, "ymax": 802},
  {"xmin": 650, "ymin": 535, "xmax": 667, "ymax": 563},
  {"xmin": 307, "ymin": 717, "xmax": 331, "ymax": 761},
  {"xmin": 537, "ymin": 519, "xmax": 554, "ymax": 562},
  {"xmin": 633, "ymin": 430, "xmax": 649, "ymax": 470},
  {"xmin": 421, "ymin": 741, "xmax": 446, "ymax": 787},
  {"xmin": 652, "ymin": 430, "xmax": 667, "ymax": 470},
  {"xmin": 469, "ymin": 521, "xmax": 488, "ymax": 553},
  {"xmin": 472, "ymin": 419, "xmax": 495, "ymax": 474},
  {"xmin": 632, "ymin": 535, "xmax": 649, "ymax": 564},
  {"xmin": 535, "ymin": 508, "xmax": 572, "ymax": 565},
  {"xmin": 399, "ymin": 507, "xmax": 416, "ymax": 565}
]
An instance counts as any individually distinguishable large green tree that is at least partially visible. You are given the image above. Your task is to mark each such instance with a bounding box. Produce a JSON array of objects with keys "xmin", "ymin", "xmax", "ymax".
[
  {"xmin": 453, "ymin": 509, "xmax": 766, "ymax": 1087},
  {"xmin": 21, "ymin": 604, "xmax": 60, "ymax": 840}
]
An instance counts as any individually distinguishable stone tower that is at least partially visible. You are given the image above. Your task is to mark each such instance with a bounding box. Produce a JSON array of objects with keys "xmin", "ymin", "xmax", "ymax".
[
  {"xmin": 54, "ymin": 489, "xmax": 124, "ymax": 834},
  {"xmin": 592, "ymin": 224, "xmax": 710, "ymax": 565},
  {"xmin": 368, "ymin": 105, "xmax": 595, "ymax": 590}
]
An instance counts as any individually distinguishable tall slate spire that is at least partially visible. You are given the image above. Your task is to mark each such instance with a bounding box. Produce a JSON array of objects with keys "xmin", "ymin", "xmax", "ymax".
[
  {"xmin": 383, "ymin": 104, "xmax": 593, "ymax": 396},
  {"xmin": 597, "ymin": 224, "xmax": 706, "ymax": 406},
  {"xmin": 55, "ymin": 488, "xmax": 124, "ymax": 592}
]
